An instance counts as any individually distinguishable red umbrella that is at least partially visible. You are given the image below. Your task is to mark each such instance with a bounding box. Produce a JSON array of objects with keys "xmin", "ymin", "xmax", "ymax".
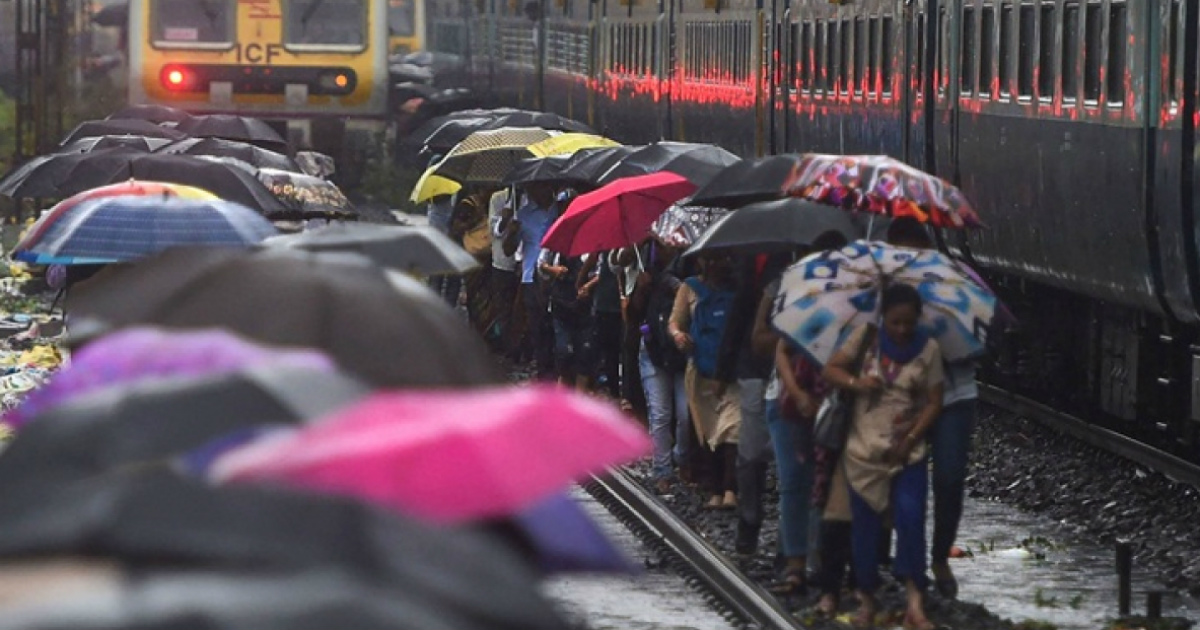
[{"xmin": 541, "ymin": 171, "xmax": 696, "ymax": 256}]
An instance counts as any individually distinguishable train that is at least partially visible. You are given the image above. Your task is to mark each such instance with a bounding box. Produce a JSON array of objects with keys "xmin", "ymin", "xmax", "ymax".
[{"xmin": 423, "ymin": 0, "xmax": 1200, "ymax": 456}]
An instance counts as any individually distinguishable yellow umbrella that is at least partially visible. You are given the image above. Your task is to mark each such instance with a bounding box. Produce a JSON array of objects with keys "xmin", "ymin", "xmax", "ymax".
[
  {"xmin": 409, "ymin": 171, "xmax": 462, "ymax": 204},
  {"xmin": 526, "ymin": 133, "xmax": 620, "ymax": 158}
]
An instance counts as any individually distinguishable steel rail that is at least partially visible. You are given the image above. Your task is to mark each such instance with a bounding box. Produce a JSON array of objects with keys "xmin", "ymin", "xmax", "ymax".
[
  {"xmin": 979, "ymin": 384, "xmax": 1200, "ymax": 489},
  {"xmin": 584, "ymin": 467, "xmax": 805, "ymax": 630}
]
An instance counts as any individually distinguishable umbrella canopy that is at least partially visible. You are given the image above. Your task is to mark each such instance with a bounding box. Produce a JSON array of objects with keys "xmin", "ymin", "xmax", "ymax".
[
  {"xmin": 785, "ymin": 154, "xmax": 982, "ymax": 228},
  {"xmin": 409, "ymin": 173, "xmax": 462, "ymax": 204},
  {"xmin": 650, "ymin": 204, "xmax": 731, "ymax": 248},
  {"xmin": 128, "ymin": 154, "xmax": 289, "ymax": 215},
  {"xmin": 683, "ymin": 197, "xmax": 873, "ymax": 256},
  {"xmin": 503, "ymin": 492, "xmax": 638, "ymax": 574},
  {"xmin": 558, "ymin": 144, "xmax": 641, "ymax": 185},
  {"xmin": 156, "ymin": 137, "xmax": 300, "ymax": 172},
  {"xmin": 598, "ymin": 141, "xmax": 741, "ymax": 186},
  {"xmin": 0, "ymin": 147, "xmax": 143, "ymax": 198},
  {"xmin": 503, "ymin": 154, "xmax": 574, "ymax": 185},
  {"xmin": 175, "ymin": 115, "xmax": 288, "ymax": 152},
  {"xmin": 688, "ymin": 154, "xmax": 807, "ymax": 208},
  {"xmin": 11, "ymin": 196, "xmax": 277, "ymax": 265},
  {"xmin": 408, "ymin": 115, "xmax": 502, "ymax": 157},
  {"xmin": 771, "ymin": 240, "xmax": 1000, "ymax": 366},
  {"xmin": 256, "ymin": 168, "xmax": 355, "ymax": 220},
  {"xmin": 527, "ymin": 133, "xmax": 620, "ymax": 158},
  {"xmin": 541, "ymin": 171, "xmax": 696, "ymax": 256},
  {"xmin": 3, "ymin": 326, "xmax": 335, "ymax": 429},
  {"xmin": 205, "ymin": 384, "xmax": 652, "ymax": 523},
  {"xmin": 59, "ymin": 119, "xmax": 187, "ymax": 146},
  {"xmin": 58, "ymin": 134, "xmax": 172, "ymax": 154},
  {"xmin": 65, "ymin": 247, "xmax": 504, "ymax": 388},
  {"xmin": 263, "ymin": 224, "xmax": 479, "ymax": 276},
  {"xmin": 0, "ymin": 473, "xmax": 572, "ymax": 630},
  {"xmin": 106, "ymin": 104, "xmax": 193, "ymax": 125},
  {"xmin": 0, "ymin": 366, "xmax": 367, "ymax": 482},
  {"xmin": 429, "ymin": 127, "xmax": 558, "ymax": 183}
]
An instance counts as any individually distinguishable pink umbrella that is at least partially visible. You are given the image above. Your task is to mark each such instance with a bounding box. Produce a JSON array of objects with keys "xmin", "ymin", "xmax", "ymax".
[
  {"xmin": 541, "ymin": 171, "xmax": 696, "ymax": 256},
  {"xmin": 4, "ymin": 327, "xmax": 334, "ymax": 428},
  {"xmin": 207, "ymin": 385, "xmax": 651, "ymax": 523}
]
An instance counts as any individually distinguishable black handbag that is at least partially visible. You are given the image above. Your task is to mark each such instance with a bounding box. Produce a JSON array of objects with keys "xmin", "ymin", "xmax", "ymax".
[{"xmin": 813, "ymin": 325, "xmax": 877, "ymax": 450}]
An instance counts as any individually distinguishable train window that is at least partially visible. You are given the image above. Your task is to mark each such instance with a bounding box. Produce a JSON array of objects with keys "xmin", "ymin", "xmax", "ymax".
[
  {"xmin": 1107, "ymin": 3, "xmax": 1126, "ymax": 105},
  {"xmin": 855, "ymin": 18, "xmax": 867, "ymax": 97},
  {"xmin": 151, "ymin": 0, "xmax": 234, "ymax": 49},
  {"xmin": 825, "ymin": 20, "xmax": 837, "ymax": 93},
  {"xmin": 840, "ymin": 19, "xmax": 852, "ymax": 96},
  {"xmin": 800, "ymin": 21, "xmax": 813, "ymax": 93},
  {"xmin": 999, "ymin": 4, "xmax": 1013, "ymax": 97},
  {"xmin": 284, "ymin": 0, "xmax": 367, "ymax": 51},
  {"xmin": 1037, "ymin": 5, "xmax": 1056, "ymax": 100},
  {"xmin": 1083, "ymin": 2, "xmax": 1102, "ymax": 102},
  {"xmin": 961, "ymin": 7, "xmax": 976, "ymax": 95},
  {"xmin": 1018, "ymin": 4, "xmax": 1034, "ymax": 98},
  {"xmin": 1168, "ymin": 0, "xmax": 1182, "ymax": 104},
  {"xmin": 1062, "ymin": 3, "xmax": 1080, "ymax": 102},
  {"xmin": 938, "ymin": 6, "xmax": 949, "ymax": 99},
  {"xmin": 388, "ymin": 0, "xmax": 416, "ymax": 37},
  {"xmin": 915, "ymin": 16, "xmax": 925, "ymax": 94},
  {"xmin": 881, "ymin": 17, "xmax": 893, "ymax": 96},
  {"xmin": 981, "ymin": 6, "xmax": 996, "ymax": 98}
]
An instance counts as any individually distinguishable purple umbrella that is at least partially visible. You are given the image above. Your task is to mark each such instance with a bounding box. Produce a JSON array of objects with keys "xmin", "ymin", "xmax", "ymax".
[{"xmin": 4, "ymin": 327, "xmax": 334, "ymax": 428}]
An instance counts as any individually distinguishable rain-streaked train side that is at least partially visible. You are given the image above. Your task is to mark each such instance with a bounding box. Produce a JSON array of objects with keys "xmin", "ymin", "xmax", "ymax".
[{"xmin": 425, "ymin": 0, "xmax": 1200, "ymax": 455}]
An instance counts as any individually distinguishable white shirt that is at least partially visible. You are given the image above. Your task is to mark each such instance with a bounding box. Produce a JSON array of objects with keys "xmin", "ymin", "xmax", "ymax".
[{"xmin": 488, "ymin": 189, "xmax": 518, "ymax": 272}]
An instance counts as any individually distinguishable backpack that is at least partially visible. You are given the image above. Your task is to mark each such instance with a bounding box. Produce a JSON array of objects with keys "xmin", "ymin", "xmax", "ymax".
[
  {"xmin": 645, "ymin": 280, "xmax": 688, "ymax": 372},
  {"xmin": 685, "ymin": 277, "xmax": 736, "ymax": 379}
]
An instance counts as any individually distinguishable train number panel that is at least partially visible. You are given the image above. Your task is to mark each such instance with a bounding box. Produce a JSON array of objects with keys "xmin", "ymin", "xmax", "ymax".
[{"xmin": 127, "ymin": 0, "xmax": 389, "ymax": 118}]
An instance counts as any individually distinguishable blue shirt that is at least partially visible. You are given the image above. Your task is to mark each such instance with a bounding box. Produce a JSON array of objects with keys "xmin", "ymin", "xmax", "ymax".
[{"xmin": 517, "ymin": 200, "xmax": 555, "ymax": 284}]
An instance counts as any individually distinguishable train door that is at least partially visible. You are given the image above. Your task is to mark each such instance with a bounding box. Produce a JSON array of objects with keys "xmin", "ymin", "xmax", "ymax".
[{"xmin": 900, "ymin": 0, "xmax": 929, "ymax": 168}]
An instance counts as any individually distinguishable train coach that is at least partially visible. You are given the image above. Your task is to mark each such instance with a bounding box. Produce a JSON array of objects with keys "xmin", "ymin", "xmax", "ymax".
[{"xmin": 426, "ymin": 0, "xmax": 1200, "ymax": 455}]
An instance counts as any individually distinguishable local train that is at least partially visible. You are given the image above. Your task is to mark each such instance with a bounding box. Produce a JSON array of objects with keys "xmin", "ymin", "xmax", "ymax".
[{"xmin": 425, "ymin": 0, "xmax": 1200, "ymax": 454}]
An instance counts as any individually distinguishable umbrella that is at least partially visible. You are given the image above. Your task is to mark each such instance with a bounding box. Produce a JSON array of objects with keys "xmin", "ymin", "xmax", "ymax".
[
  {"xmin": 256, "ymin": 168, "xmax": 355, "ymax": 219},
  {"xmin": 557, "ymin": 144, "xmax": 641, "ymax": 185},
  {"xmin": 59, "ymin": 119, "xmax": 187, "ymax": 146},
  {"xmin": 649, "ymin": 204, "xmax": 731, "ymax": 248},
  {"xmin": 683, "ymin": 197, "xmax": 873, "ymax": 256},
  {"xmin": 770, "ymin": 240, "xmax": 1000, "ymax": 366},
  {"xmin": 688, "ymin": 153, "xmax": 807, "ymax": 208},
  {"xmin": 428, "ymin": 127, "xmax": 558, "ymax": 184},
  {"xmin": 65, "ymin": 246, "xmax": 504, "ymax": 388},
  {"xmin": 503, "ymin": 154, "xmax": 574, "ymax": 185},
  {"xmin": 205, "ymin": 384, "xmax": 652, "ymax": 523},
  {"xmin": 0, "ymin": 148, "xmax": 142, "ymax": 198},
  {"xmin": 263, "ymin": 224, "xmax": 480, "ymax": 276},
  {"xmin": 525, "ymin": 133, "xmax": 619, "ymax": 158},
  {"xmin": 541, "ymin": 171, "xmax": 696, "ymax": 257},
  {"xmin": 11, "ymin": 196, "xmax": 277, "ymax": 265},
  {"xmin": 0, "ymin": 366, "xmax": 367, "ymax": 481},
  {"xmin": 3, "ymin": 326, "xmax": 335, "ymax": 429},
  {"xmin": 58, "ymin": 134, "xmax": 171, "ymax": 154},
  {"xmin": 408, "ymin": 173, "xmax": 461, "ymax": 204},
  {"xmin": 0, "ymin": 473, "xmax": 572, "ymax": 630},
  {"xmin": 407, "ymin": 115, "xmax": 497, "ymax": 156},
  {"xmin": 175, "ymin": 114, "xmax": 289, "ymax": 153},
  {"xmin": 482, "ymin": 110, "xmax": 593, "ymax": 134},
  {"xmin": 128, "ymin": 154, "xmax": 289, "ymax": 214},
  {"xmin": 598, "ymin": 141, "xmax": 741, "ymax": 186},
  {"xmin": 106, "ymin": 104, "xmax": 193, "ymax": 125},
  {"xmin": 502, "ymin": 491, "xmax": 638, "ymax": 574},
  {"xmin": 156, "ymin": 137, "xmax": 301, "ymax": 171},
  {"xmin": 785, "ymin": 154, "xmax": 982, "ymax": 228}
]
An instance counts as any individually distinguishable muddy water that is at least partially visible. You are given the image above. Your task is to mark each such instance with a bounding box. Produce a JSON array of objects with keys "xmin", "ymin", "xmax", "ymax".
[
  {"xmin": 952, "ymin": 496, "xmax": 1200, "ymax": 628},
  {"xmin": 541, "ymin": 489, "xmax": 736, "ymax": 630}
]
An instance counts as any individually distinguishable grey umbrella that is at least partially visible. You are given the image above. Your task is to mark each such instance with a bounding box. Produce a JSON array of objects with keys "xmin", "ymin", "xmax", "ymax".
[
  {"xmin": 684, "ymin": 197, "xmax": 881, "ymax": 256},
  {"xmin": 263, "ymin": 224, "xmax": 480, "ymax": 276}
]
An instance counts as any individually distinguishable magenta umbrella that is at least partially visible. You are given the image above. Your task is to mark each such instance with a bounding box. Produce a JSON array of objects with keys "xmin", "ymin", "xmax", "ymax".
[
  {"xmin": 206, "ymin": 384, "xmax": 651, "ymax": 523},
  {"xmin": 541, "ymin": 171, "xmax": 696, "ymax": 256},
  {"xmin": 4, "ymin": 327, "xmax": 334, "ymax": 428}
]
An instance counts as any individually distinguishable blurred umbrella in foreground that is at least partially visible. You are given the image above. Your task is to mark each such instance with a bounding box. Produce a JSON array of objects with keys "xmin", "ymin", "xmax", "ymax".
[
  {"xmin": 256, "ymin": 168, "xmax": 356, "ymax": 220},
  {"xmin": 502, "ymin": 491, "xmax": 639, "ymax": 574},
  {"xmin": 65, "ymin": 247, "xmax": 503, "ymax": 387},
  {"xmin": 263, "ymin": 224, "xmax": 479, "ymax": 276},
  {"xmin": 3, "ymin": 326, "xmax": 336, "ymax": 429},
  {"xmin": 206, "ymin": 384, "xmax": 651, "ymax": 523},
  {"xmin": 11, "ymin": 196, "xmax": 277, "ymax": 265},
  {"xmin": 0, "ymin": 366, "xmax": 366, "ymax": 481},
  {"xmin": 0, "ymin": 473, "xmax": 573, "ymax": 630}
]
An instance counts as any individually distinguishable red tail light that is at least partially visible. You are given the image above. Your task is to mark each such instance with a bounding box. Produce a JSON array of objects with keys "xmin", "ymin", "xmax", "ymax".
[{"xmin": 161, "ymin": 65, "xmax": 193, "ymax": 91}]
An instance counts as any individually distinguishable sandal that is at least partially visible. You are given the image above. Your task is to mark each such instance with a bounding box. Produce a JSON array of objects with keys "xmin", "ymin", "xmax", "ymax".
[
  {"xmin": 703, "ymin": 496, "xmax": 724, "ymax": 510},
  {"xmin": 767, "ymin": 569, "xmax": 807, "ymax": 596},
  {"xmin": 851, "ymin": 594, "xmax": 877, "ymax": 629},
  {"xmin": 719, "ymin": 491, "xmax": 738, "ymax": 510},
  {"xmin": 932, "ymin": 563, "xmax": 958, "ymax": 600},
  {"xmin": 903, "ymin": 612, "xmax": 938, "ymax": 630}
]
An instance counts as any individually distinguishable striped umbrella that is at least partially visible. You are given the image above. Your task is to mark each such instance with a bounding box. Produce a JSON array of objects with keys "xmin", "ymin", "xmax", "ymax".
[
  {"xmin": 428, "ymin": 127, "xmax": 558, "ymax": 184},
  {"xmin": 13, "ymin": 196, "xmax": 277, "ymax": 265}
]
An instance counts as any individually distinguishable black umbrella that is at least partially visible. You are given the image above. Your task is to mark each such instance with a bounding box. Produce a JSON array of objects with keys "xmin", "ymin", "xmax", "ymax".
[
  {"xmin": 402, "ymin": 115, "xmax": 497, "ymax": 160},
  {"xmin": 0, "ymin": 366, "xmax": 368, "ymax": 482},
  {"xmin": 483, "ymin": 110, "xmax": 594, "ymax": 135},
  {"xmin": 175, "ymin": 114, "xmax": 288, "ymax": 153},
  {"xmin": 683, "ymin": 197, "xmax": 872, "ymax": 257},
  {"xmin": 91, "ymin": 2, "xmax": 127, "ymax": 28},
  {"xmin": 66, "ymin": 247, "xmax": 503, "ymax": 388},
  {"xmin": 389, "ymin": 62, "xmax": 434, "ymax": 84},
  {"xmin": 59, "ymin": 119, "xmax": 187, "ymax": 146},
  {"xmin": 412, "ymin": 87, "xmax": 481, "ymax": 120},
  {"xmin": 106, "ymin": 103, "xmax": 193, "ymax": 125},
  {"xmin": 256, "ymin": 168, "xmax": 356, "ymax": 220},
  {"xmin": 156, "ymin": 137, "xmax": 301, "ymax": 171},
  {"xmin": 58, "ymin": 134, "xmax": 171, "ymax": 154},
  {"xmin": 503, "ymin": 154, "xmax": 573, "ymax": 185},
  {"xmin": 127, "ymin": 154, "xmax": 288, "ymax": 215},
  {"xmin": 263, "ymin": 224, "xmax": 480, "ymax": 276},
  {"xmin": 0, "ymin": 148, "xmax": 141, "ymax": 198},
  {"xmin": 558, "ymin": 145, "xmax": 640, "ymax": 185},
  {"xmin": 0, "ymin": 473, "xmax": 572, "ymax": 630},
  {"xmin": 688, "ymin": 154, "xmax": 806, "ymax": 208},
  {"xmin": 598, "ymin": 141, "xmax": 741, "ymax": 186}
]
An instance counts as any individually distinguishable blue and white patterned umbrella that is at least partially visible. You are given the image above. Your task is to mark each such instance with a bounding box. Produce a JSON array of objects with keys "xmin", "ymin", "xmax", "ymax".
[
  {"xmin": 771, "ymin": 240, "xmax": 999, "ymax": 366},
  {"xmin": 14, "ymin": 196, "xmax": 277, "ymax": 265}
]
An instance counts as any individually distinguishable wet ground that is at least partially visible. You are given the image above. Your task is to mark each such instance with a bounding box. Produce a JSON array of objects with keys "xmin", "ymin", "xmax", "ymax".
[{"xmin": 541, "ymin": 488, "xmax": 736, "ymax": 630}]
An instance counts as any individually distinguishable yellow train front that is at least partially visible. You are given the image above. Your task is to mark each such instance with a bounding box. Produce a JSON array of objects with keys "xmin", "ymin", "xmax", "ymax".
[{"xmin": 127, "ymin": 0, "xmax": 390, "ymax": 147}]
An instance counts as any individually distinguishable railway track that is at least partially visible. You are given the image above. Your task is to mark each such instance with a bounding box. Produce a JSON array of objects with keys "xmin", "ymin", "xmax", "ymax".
[
  {"xmin": 582, "ymin": 467, "xmax": 804, "ymax": 630},
  {"xmin": 979, "ymin": 383, "xmax": 1200, "ymax": 489}
]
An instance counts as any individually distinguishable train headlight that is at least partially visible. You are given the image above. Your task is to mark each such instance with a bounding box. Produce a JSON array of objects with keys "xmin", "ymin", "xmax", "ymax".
[
  {"xmin": 161, "ymin": 65, "xmax": 194, "ymax": 91},
  {"xmin": 316, "ymin": 70, "xmax": 356, "ymax": 95}
]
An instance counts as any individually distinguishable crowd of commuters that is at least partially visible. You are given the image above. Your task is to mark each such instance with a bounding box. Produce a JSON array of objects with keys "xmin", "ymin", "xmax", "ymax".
[{"xmin": 426, "ymin": 178, "xmax": 979, "ymax": 630}]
